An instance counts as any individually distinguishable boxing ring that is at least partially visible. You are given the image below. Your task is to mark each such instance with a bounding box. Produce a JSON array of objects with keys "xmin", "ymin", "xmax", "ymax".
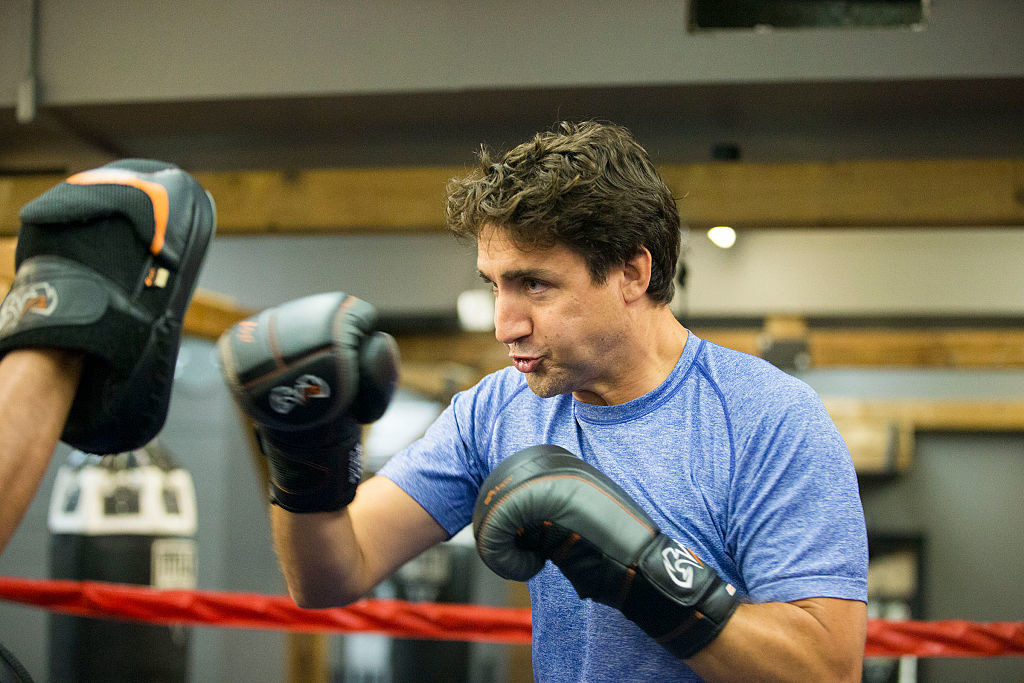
[{"xmin": 1, "ymin": 575, "xmax": 1021, "ymax": 659}]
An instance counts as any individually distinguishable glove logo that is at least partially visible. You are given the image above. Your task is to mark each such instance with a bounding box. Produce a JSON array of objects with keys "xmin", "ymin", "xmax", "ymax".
[
  {"xmin": 347, "ymin": 443, "xmax": 363, "ymax": 486},
  {"xmin": 661, "ymin": 542, "xmax": 704, "ymax": 590},
  {"xmin": 0, "ymin": 282, "xmax": 58, "ymax": 335},
  {"xmin": 269, "ymin": 374, "xmax": 331, "ymax": 414}
]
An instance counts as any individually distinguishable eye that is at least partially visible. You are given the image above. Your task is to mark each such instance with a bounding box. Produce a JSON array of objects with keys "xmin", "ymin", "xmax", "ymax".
[
  {"xmin": 478, "ymin": 274, "xmax": 498, "ymax": 294},
  {"xmin": 524, "ymin": 278, "xmax": 547, "ymax": 293}
]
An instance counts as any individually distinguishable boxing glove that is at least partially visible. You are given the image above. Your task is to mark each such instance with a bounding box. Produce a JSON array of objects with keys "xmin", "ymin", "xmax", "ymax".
[
  {"xmin": 473, "ymin": 445, "xmax": 740, "ymax": 660},
  {"xmin": 218, "ymin": 292, "xmax": 399, "ymax": 512}
]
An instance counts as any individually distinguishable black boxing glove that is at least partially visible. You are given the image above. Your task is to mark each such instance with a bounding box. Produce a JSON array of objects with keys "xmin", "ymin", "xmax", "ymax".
[
  {"xmin": 218, "ymin": 292, "xmax": 399, "ymax": 512},
  {"xmin": 473, "ymin": 445, "xmax": 741, "ymax": 660}
]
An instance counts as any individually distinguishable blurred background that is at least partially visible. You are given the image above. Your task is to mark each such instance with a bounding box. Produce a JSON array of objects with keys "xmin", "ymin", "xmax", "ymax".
[{"xmin": 0, "ymin": 1, "xmax": 1022, "ymax": 681}]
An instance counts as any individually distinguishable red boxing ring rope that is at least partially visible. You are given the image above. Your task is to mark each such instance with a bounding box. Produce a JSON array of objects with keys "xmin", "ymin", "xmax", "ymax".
[
  {"xmin": 2, "ymin": 576, "xmax": 1022, "ymax": 657},
  {"xmin": 0, "ymin": 576, "xmax": 530, "ymax": 644}
]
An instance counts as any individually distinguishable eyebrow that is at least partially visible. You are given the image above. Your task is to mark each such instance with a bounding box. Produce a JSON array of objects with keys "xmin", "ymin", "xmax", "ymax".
[{"xmin": 477, "ymin": 267, "xmax": 558, "ymax": 284}]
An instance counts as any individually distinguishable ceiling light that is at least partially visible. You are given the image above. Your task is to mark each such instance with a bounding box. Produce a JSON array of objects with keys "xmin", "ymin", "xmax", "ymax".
[
  {"xmin": 456, "ymin": 289, "xmax": 495, "ymax": 331},
  {"xmin": 707, "ymin": 226, "xmax": 736, "ymax": 249}
]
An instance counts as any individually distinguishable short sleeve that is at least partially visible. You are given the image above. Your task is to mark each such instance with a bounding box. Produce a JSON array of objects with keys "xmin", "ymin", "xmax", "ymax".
[
  {"xmin": 727, "ymin": 388, "xmax": 868, "ymax": 604},
  {"xmin": 377, "ymin": 389, "xmax": 485, "ymax": 537}
]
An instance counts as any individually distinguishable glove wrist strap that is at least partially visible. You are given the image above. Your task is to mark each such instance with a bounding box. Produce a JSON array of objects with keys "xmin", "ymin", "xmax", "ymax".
[
  {"xmin": 258, "ymin": 427, "xmax": 361, "ymax": 513},
  {"xmin": 628, "ymin": 534, "xmax": 741, "ymax": 660}
]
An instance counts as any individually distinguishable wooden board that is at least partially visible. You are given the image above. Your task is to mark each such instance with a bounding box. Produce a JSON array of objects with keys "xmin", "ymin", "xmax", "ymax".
[{"xmin": 4, "ymin": 158, "xmax": 1022, "ymax": 235}]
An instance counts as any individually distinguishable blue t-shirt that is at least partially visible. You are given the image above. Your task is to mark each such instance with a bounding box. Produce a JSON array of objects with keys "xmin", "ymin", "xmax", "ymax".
[{"xmin": 380, "ymin": 332, "xmax": 868, "ymax": 682}]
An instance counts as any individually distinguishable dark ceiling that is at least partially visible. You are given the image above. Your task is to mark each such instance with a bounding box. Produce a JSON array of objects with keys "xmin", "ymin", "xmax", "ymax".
[{"xmin": 2, "ymin": 76, "xmax": 1023, "ymax": 173}]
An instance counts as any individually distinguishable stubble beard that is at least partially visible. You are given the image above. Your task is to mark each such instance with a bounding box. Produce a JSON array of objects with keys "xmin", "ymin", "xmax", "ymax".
[{"xmin": 523, "ymin": 360, "xmax": 578, "ymax": 399}]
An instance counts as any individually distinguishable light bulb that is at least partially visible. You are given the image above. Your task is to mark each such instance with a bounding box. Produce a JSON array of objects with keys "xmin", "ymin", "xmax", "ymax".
[{"xmin": 707, "ymin": 226, "xmax": 736, "ymax": 249}]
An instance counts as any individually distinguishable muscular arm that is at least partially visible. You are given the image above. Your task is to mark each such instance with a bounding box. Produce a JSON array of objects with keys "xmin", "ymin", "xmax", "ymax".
[
  {"xmin": 271, "ymin": 474, "xmax": 450, "ymax": 607},
  {"xmin": 0, "ymin": 349, "xmax": 83, "ymax": 552},
  {"xmin": 689, "ymin": 597, "xmax": 867, "ymax": 682}
]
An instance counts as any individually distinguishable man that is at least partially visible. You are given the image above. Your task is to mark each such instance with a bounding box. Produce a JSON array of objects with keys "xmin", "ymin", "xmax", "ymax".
[{"xmin": 220, "ymin": 121, "xmax": 868, "ymax": 681}]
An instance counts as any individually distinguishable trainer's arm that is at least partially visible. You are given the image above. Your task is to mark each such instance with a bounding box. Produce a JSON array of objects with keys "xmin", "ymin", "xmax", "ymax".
[
  {"xmin": 0, "ymin": 349, "xmax": 83, "ymax": 552},
  {"xmin": 688, "ymin": 597, "xmax": 866, "ymax": 682},
  {"xmin": 270, "ymin": 475, "xmax": 450, "ymax": 607}
]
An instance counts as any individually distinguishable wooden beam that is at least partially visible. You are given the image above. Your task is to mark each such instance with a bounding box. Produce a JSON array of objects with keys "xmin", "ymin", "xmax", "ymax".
[
  {"xmin": 396, "ymin": 332, "xmax": 510, "ymax": 379},
  {"xmin": 398, "ymin": 359, "xmax": 482, "ymax": 401},
  {"xmin": 807, "ymin": 328, "xmax": 1024, "ymax": 368},
  {"xmin": 825, "ymin": 397, "xmax": 1024, "ymax": 473},
  {"xmin": 829, "ymin": 415, "xmax": 915, "ymax": 474},
  {"xmin": 753, "ymin": 316, "xmax": 1024, "ymax": 368},
  {"xmin": 3, "ymin": 158, "xmax": 1022, "ymax": 235},
  {"xmin": 659, "ymin": 158, "xmax": 1024, "ymax": 229},
  {"xmin": 823, "ymin": 398, "xmax": 1024, "ymax": 433},
  {"xmin": 181, "ymin": 289, "xmax": 252, "ymax": 340},
  {"xmin": 0, "ymin": 166, "xmax": 467, "ymax": 235},
  {"xmin": 191, "ymin": 167, "xmax": 468, "ymax": 233},
  {"xmin": 396, "ymin": 324, "xmax": 1024, "ymax": 375},
  {"xmin": 0, "ymin": 176, "xmax": 61, "ymax": 234}
]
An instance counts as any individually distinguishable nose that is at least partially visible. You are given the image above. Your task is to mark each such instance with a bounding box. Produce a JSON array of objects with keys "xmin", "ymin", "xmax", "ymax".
[{"xmin": 493, "ymin": 293, "xmax": 531, "ymax": 345}]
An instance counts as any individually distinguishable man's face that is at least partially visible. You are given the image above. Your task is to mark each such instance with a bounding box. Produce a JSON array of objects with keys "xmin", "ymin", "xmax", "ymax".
[{"xmin": 476, "ymin": 225, "xmax": 628, "ymax": 403}]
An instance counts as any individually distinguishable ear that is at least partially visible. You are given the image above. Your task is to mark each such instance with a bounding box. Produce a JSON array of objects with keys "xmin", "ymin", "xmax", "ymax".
[{"xmin": 620, "ymin": 247, "xmax": 653, "ymax": 303}]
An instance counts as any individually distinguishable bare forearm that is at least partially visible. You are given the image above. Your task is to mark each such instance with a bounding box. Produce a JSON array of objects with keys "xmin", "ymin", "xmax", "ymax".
[
  {"xmin": 688, "ymin": 598, "xmax": 866, "ymax": 682},
  {"xmin": 269, "ymin": 475, "xmax": 450, "ymax": 608},
  {"xmin": 270, "ymin": 505, "xmax": 372, "ymax": 607},
  {"xmin": 0, "ymin": 349, "xmax": 83, "ymax": 552}
]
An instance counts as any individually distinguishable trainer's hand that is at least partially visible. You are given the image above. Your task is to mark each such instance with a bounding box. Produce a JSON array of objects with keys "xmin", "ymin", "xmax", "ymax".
[
  {"xmin": 473, "ymin": 445, "xmax": 740, "ymax": 660},
  {"xmin": 0, "ymin": 160, "xmax": 216, "ymax": 454},
  {"xmin": 218, "ymin": 292, "xmax": 399, "ymax": 512}
]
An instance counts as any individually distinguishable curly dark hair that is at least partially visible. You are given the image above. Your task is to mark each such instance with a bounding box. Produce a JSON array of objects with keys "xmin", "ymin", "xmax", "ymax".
[{"xmin": 446, "ymin": 121, "xmax": 681, "ymax": 304}]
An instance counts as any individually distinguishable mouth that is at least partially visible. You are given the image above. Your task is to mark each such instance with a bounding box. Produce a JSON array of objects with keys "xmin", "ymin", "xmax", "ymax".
[{"xmin": 510, "ymin": 354, "xmax": 543, "ymax": 373}]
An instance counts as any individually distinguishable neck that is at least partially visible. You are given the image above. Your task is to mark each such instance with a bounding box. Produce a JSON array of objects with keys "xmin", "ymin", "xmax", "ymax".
[{"xmin": 573, "ymin": 305, "xmax": 688, "ymax": 406}]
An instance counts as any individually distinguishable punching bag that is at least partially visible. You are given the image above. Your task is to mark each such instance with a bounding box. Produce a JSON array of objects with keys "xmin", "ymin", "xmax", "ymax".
[{"xmin": 46, "ymin": 441, "xmax": 197, "ymax": 682}]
